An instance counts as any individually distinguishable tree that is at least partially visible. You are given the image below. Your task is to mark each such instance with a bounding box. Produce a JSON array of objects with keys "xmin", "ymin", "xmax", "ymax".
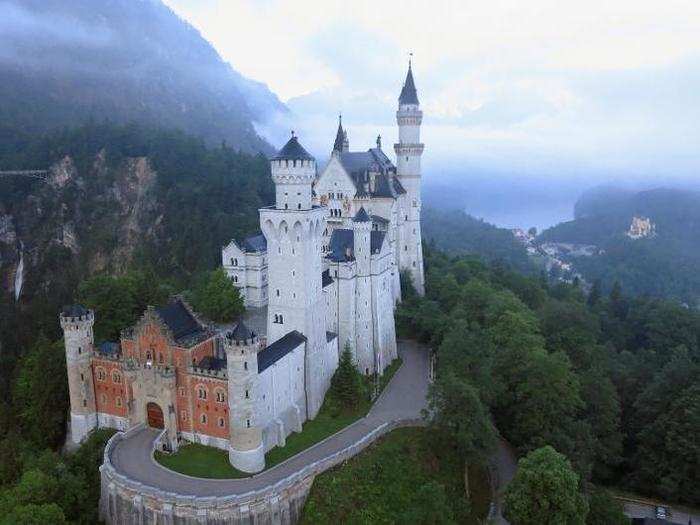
[
  {"xmin": 504, "ymin": 446, "xmax": 588, "ymax": 525},
  {"xmin": 191, "ymin": 268, "xmax": 244, "ymax": 323},
  {"xmin": 331, "ymin": 343, "xmax": 362, "ymax": 409},
  {"xmin": 399, "ymin": 481, "xmax": 456, "ymax": 525},
  {"xmin": 586, "ymin": 488, "xmax": 629, "ymax": 525},
  {"xmin": 426, "ymin": 372, "xmax": 496, "ymax": 496},
  {"xmin": 587, "ymin": 280, "xmax": 602, "ymax": 308}
]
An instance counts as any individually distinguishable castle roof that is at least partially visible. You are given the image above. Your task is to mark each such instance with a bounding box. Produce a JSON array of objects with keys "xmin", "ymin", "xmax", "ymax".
[
  {"xmin": 62, "ymin": 304, "xmax": 89, "ymax": 317},
  {"xmin": 242, "ymin": 233, "xmax": 267, "ymax": 253},
  {"xmin": 336, "ymin": 147, "xmax": 405, "ymax": 200},
  {"xmin": 327, "ymin": 229, "xmax": 387, "ymax": 262},
  {"xmin": 271, "ymin": 134, "xmax": 314, "ymax": 162},
  {"xmin": 333, "ymin": 115, "xmax": 345, "ymax": 153},
  {"xmin": 97, "ymin": 341, "xmax": 120, "ymax": 356},
  {"xmin": 258, "ymin": 331, "xmax": 306, "ymax": 373},
  {"xmin": 228, "ymin": 320, "xmax": 255, "ymax": 343},
  {"xmin": 353, "ymin": 207, "xmax": 371, "ymax": 222},
  {"xmin": 155, "ymin": 299, "xmax": 205, "ymax": 345},
  {"xmin": 399, "ymin": 61, "xmax": 419, "ymax": 105},
  {"xmin": 371, "ymin": 214, "xmax": 390, "ymax": 225},
  {"xmin": 196, "ymin": 355, "xmax": 227, "ymax": 371}
]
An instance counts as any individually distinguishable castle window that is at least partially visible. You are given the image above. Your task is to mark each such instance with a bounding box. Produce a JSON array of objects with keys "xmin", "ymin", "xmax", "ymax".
[
  {"xmin": 218, "ymin": 417, "xmax": 225, "ymax": 428},
  {"xmin": 112, "ymin": 371, "xmax": 122, "ymax": 383},
  {"xmin": 246, "ymin": 419, "xmax": 251, "ymax": 428},
  {"xmin": 405, "ymin": 215, "xmax": 408, "ymax": 221},
  {"xmin": 245, "ymin": 390, "xmax": 249, "ymax": 399},
  {"xmin": 233, "ymin": 275, "xmax": 238, "ymax": 283},
  {"xmin": 100, "ymin": 393, "xmax": 107, "ymax": 405},
  {"xmin": 179, "ymin": 387, "xmax": 186, "ymax": 397},
  {"xmin": 276, "ymin": 289, "xmax": 280, "ymax": 297},
  {"xmin": 96, "ymin": 368, "xmax": 106, "ymax": 381},
  {"xmin": 297, "ymin": 203, "xmax": 301, "ymax": 210},
  {"xmin": 83, "ymin": 400, "xmax": 87, "ymax": 407},
  {"xmin": 404, "ymin": 245, "xmax": 408, "ymax": 251},
  {"xmin": 80, "ymin": 373, "xmax": 84, "ymax": 381},
  {"xmin": 279, "ymin": 315, "xmax": 284, "ymax": 324},
  {"xmin": 181, "ymin": 410, "xmax": 187, "ymax": 421},
  {"xmin": 197, "ymin": 386, "xmax": 208, "ymax": 400},
  {"xmin": 285, "ymin": 203, "xmax": 288, "ymax": 210},
  {"xmin": 413, "ymin": 261, "xmax": 416, "ymax": 267},
  {"xmin": 116, "ymin": 396, "xmax": 122, "ymax": 408},
  {"xmin": 216, "ymin": 390, "xmax": 226, "ymax": 403},
  {"xmin": 244, "ymin": 361, "xmax": 248, "ymax": 370},
  {"xmin": 146, "ymin": 351, "xmax": 152, "ymax": 361},
  {"xmin": 201, "ymin": 413, "xmax": 207, "ymax": 424},
  {"xmin": 78, "ymin": 347, "xmax": 82, "ymax": 355}
]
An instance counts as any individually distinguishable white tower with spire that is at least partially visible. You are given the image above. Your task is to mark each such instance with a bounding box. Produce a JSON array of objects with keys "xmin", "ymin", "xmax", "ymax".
[{"xmin": 395, "ymin": 60, "xmax": 425, "ymax": 295}]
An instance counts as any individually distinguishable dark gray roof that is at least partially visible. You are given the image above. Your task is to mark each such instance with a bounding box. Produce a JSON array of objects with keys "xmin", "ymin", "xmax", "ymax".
[
  {"xmin": 197, "ymin": 356, "xmax": 226, "ymax": 371},
  {"xmin": 322, "ymin": 269, "xmax": 334, "ymax": 288},
  {"xmin": 271, "ymin": 135, "xmax": 314, "ymax": 161},
  {"xmin": 62, "ymin": 304, "xmax": 89, "ymax": 317},
  {"xmin": 97, "ymin": 341, "xmax": 120, "ymax": 356},
  {"xmin": 327, "ymin": 229, "xmax": 386, "ymax": 262},
  {"xmin": 399, "ymin": 62, "xmax": 419, "ymax": 105},
  {"xmin": 333, "ymin": 115, "xmax": 345, "ymax": 152},
  {"xmin": 155, "ymin": 299, "xmax": 204, "ymax": 343},
  {"xmin": 326, "ymin": 331, "xmax": 337, "ymax": 343},
  {"xmin": 371, "ymin": 214, "xmax": 390, "ymax": 225},
  {"xmin": 337, "ymin": 148, "xmax": 405, "ymax": 199},
  {"xmin": 242, "ymin": 233, "xmax": 267, "ymax": 253},
  {"xmin": 353, "ymin": 207, "xmax": 371, "ymax": 222},
  {"xmin": 228, "ymin": 321, "xmax": 255, "ymax": 343},
  {"xmin": 258, "ymin": 331, "xmax": 306, "ymax": 373},
  {"xmin": 371, "ymin": 231, "xmax": 386, "ymax": 253}
]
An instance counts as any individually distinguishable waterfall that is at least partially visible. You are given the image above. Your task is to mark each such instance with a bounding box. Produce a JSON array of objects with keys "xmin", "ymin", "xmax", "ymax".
[{"xmin": 14, "ymin": 241, "xmax": 24, "ymax": 301}]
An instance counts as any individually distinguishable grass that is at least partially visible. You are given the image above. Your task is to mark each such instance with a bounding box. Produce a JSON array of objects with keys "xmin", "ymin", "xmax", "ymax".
[
  {"xmin": 154, "ymin": 357, "xmax": 403, "ymax": 478},
  {"xmin": 300, "ymin": 427, "xmax": 490, "ymax": 524},
  {"xmin": 154, "ymin": 443, "xmax": 249, "ymax": 479}
]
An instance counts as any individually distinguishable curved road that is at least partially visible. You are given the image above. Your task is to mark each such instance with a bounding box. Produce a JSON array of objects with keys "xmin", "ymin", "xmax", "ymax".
[{"xmin": 109, "ymin": 340, "xmax": 430, "ymax": 497}]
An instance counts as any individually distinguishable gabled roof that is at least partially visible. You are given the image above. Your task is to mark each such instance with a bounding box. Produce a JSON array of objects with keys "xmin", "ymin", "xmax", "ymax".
[
  {"xmin": 155, "ymin": 299, "xmax": 204, "ymax": 344},
  {"xmin": 353, "ymin": 207, "xmax": 371, "ymax": 222},
  {"xmin": 242, "ymin": 233, "xmax": 267, "ymax": 253},
  {"xmin": 258, "ymin": 331, "xmax": 306, "ymax": 373},
  {"xmin": 399, "ymin": 62, "xmax": 419, "ymax": 105},
  {"xmin": 271, "ymin": 135, "xmax": 314, "ymax": 161},
  {"xmin": 334, "ymin": 146, "xmax": 406, "ymax": 200}
]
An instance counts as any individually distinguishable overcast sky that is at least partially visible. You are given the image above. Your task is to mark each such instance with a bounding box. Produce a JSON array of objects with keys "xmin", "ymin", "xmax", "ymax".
[{"xmin": 163, "ymin": 0, "xmax": 700, "ymax": 182}]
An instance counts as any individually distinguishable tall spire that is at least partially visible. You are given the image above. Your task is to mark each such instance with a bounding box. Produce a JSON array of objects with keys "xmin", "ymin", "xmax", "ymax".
[
  {"xmin": 333, "ymin": 113, "xmax": 345, "ymax": 153},
  {"xmin": 399, "ymin": 58, "xmax": 419, "ymax": 105}
]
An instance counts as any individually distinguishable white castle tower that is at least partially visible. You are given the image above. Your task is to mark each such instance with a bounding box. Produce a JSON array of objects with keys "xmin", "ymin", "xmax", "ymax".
[
  {"xmin": 395, "ymin": 60, "xmax": 425, "ymax": 295},
  {"xmin": 224, "ymin": 322, "xmax": 264, "ymax": 473},
  {"xmin": 59, "ymin": 305, "xmax": 98, "ymax": 444},
  {"xmin": 352, "ymin": 207, "xmax": 375, "ymax": 373},
  {"xmin": 261, "ymin": 133, "xmax": 330, "ymax": 419}
]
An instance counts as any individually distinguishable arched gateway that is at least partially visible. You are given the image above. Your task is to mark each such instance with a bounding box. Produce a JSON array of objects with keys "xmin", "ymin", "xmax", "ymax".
[{"xmin": 146, "ymin": 402, "xmax": 164, "ymax": 429}]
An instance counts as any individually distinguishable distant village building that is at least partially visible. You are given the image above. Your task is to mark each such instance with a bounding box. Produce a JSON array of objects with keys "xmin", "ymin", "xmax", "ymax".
[{"xmin": 61, "ymin": 63, "xmax": 426, "ymax": 473}]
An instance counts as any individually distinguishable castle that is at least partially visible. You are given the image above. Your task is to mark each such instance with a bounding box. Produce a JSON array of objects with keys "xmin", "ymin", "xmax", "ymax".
[{"xmin": 61, "ymin": 63, "xmax": 425, "ymax": 474}]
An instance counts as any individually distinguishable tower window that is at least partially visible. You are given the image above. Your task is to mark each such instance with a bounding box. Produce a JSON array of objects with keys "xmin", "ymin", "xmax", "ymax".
[
  {"xmin": 116, "ymin": 396, "xmax": 122, "ymax": 408},
  {"xmin": 233, "ymin": 275, "xmax": 238, "ymax": 283},
  {"xmin": 198, "ymin": 386, "xmax": 208, "ymax": 400},
  {"xmin": 276, "ymin": 289, "xmax": 280, "ymax": 297},
  {"xmin": 244, "ymin": 361, "xmax": 248, "ymax": 370},
  {"xmin": 218, "ymin": 417, "xmax": 225, "ymax": 428},
  {"xmin": 80, "ymin": 373, "xmax": 84, "ymax": 381},
  {"xmin": 216, "ymin": 390, "xmax": 226, "ymax": 403},
  {"xmin": 298, "ymin": 203, "xmax": 301, "ymax": 209},
  {"xmin": 201, "ymin": 413, "xmax": 207, "ymax": 424},
  {"xmin": 245, "ymin": 390, "xmax": 249, "ymax": 399},
  {"xmin": 246, "ymin": 419, "xmax": 251, "ymax": 428}
]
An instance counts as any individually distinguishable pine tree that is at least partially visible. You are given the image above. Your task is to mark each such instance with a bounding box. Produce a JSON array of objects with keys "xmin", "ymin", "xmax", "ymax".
[
  {"xmin": 587, "ymin": 279, "xmax": 602, "ymax": 308},
  {"xmin": 331, "ymin": 343, "xmax": 362, "ymax": 409}
]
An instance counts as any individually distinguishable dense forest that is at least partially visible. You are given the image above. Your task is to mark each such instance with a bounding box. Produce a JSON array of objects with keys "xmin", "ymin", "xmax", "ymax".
[
  {"xmin": 396, "ymin": 244, "xmax": 700, "ymax": 520},
  {"xmin": 539, "ymin": 186, "xmax": 700, "ymax": 304}
]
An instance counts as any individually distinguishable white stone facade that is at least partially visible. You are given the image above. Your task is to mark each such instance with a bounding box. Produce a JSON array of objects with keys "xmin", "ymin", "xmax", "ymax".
[{"xmin": 222, "ymin": 236, "xmax": 268, "ymax": 307}]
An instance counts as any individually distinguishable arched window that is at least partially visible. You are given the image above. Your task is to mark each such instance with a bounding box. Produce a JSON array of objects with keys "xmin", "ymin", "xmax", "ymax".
[
  {"xmin": 216, "ymin": 389, "xmax": 226, "ymax": 403},
  {"xmin": 197, "ymin": 386, "xmax": 208, "ymax": 400},
  {"xmin": 233, "ymin": 275, "xmax": 238, "ymax": 283},
  {"xmin": 245, "ymin": 389, "xmax": 249, "ymax": 399},
  {"xmin": 96, "ymin": 368, "xmax": 106, "ymax": 381},
  {"xmin": 218, "ymin": 417, "xmax": 225, "ymax": 428},
  {"xmin": 297, "ymin": 203, "xmax": 301, "ymax": 210},
  {"xmin": 279, "ymin": 314, "xmax": 284, "ymax": 324},
  {"xmin": 116, "ymin": 396, "xmax": 122, "ymax": 408},
  {"xmin": 244, "ymin": 361, "xmax": 248, "ymax": 370},
  {"xmin": 200, "ymin": 413, "xmax": 207, "ymax": 424},
  {"xmin": 112, "ymin": 371, "xmax": 121, "ymax": 384},
  {"xmin": 246, "ymin": 419, "xmax": 251, "ymax": 428}
]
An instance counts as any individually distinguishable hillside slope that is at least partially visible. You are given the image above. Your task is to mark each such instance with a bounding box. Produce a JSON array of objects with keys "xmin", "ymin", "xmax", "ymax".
[
  {"xmin": 0, "ymin": 0, "xmax": 284, "ymax": 153},
  {"xmin": 539, "ymin": 187, "xmax": 700, "ymax": 304}
]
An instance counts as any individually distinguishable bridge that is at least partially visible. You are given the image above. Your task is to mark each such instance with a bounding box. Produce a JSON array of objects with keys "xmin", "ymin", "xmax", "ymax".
[{"xmin": 0, "ymin": 170, "xmax": 49, "ymax": 181}]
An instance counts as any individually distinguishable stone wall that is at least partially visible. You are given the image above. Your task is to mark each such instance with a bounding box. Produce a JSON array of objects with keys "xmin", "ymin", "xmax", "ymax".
[{"xmin": 100, "ymin": 418, "xmax": 423, "ymax": 524}]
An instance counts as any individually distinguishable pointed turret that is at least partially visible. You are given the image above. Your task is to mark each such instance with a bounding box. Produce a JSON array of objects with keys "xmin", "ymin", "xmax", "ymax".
[
  {"xmin": 333, "ymin": 114, "xmax": 345, "ymax": 153},
  {"xmin": 399, "ymin": 60, "xmax": 419, "ymax": 106}
]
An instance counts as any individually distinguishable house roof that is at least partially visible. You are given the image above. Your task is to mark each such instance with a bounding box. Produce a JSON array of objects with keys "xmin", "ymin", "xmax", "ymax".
[
  {"xmin": 97, "ymin": 341, "xmax": 120, "ymax": 356},
  {"xmin": 258, "ymin": 331, "xmax": 306, "ymax": 373},
  {"xmin": 271, "ymin": 135, "xmax": 314, "ymax": 162},
  {"xmin": 399, "ymin": 62, "xmax": 419, "ymax": 105},
  {"xmin": 155, "ymin": 299, "xmax": 205, "ymax": 344},
  {"xmin": 322, "ymin": 269, "xmax": 334, "ymax": 288},
  {"xmin": 242, "ymin": 233, "xmax": 267, "ymax": 253},
  {"xmin": 228, "ymin": 320, "xmax": 255, "ymax": 343}
]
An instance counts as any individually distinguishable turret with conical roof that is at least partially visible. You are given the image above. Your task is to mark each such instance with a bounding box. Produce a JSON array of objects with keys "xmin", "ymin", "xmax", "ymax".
[
  {"xmin": 270, "ymin": 132, "xmax": 316, "ymax": 211},
  {"xmin": 332, "ymin": 114, "xmax": 349, "ymax": 154},
  {"xmin": 395, "ymin": 59, "xmax": 425, "ymax": 296},
  {"xmin": 224, "ymin": 319, "xmax": 264, "ymax": 473}
]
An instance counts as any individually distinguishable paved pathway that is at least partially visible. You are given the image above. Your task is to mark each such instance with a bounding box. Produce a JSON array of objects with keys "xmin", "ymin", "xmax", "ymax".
[{"xmin": 109, "ymin": 340, "xmax": 430, "ymax": 497}]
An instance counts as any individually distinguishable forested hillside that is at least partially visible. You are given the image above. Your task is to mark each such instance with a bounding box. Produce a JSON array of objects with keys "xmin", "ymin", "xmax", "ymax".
[
  {"xmin": 0, "ymin": 0, "xmax": 284, "ymax": 152},
  {"xmin": 539, "ymin": 187, "xmax": 700, "ymax": 304},
  {"xmin": 397, "ymin": 248, "xmax": 700, "ymax": 517}
]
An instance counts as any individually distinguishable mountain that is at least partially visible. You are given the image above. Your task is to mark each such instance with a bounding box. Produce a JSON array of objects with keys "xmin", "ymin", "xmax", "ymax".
[
  {"xmin": 0, "ymin": 0, "xmax": 285, "ymax": 153},
  {"xmin": 539, "ymin": 186, "xmax": 700, "ymax": 304}
]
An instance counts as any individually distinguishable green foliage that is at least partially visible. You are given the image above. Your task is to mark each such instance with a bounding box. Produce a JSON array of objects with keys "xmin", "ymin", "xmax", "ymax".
[
  {"xmin": 330, "ymin": 343, "xmax": 363, "ymax": 410},
  {"xmin": 301, "ymin": 428, "xmax": 486, "ymax": 524},
  {"xmin": 190, "ymin": 268, "xmax": 245, "ymax": 323},
  {"xmin": 586, "ymin": 488, "xmax": 629, "ymax": 525},
  {"xmin": 504, "ymin": 446, "xmax": 589, "ymax": 525}
]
